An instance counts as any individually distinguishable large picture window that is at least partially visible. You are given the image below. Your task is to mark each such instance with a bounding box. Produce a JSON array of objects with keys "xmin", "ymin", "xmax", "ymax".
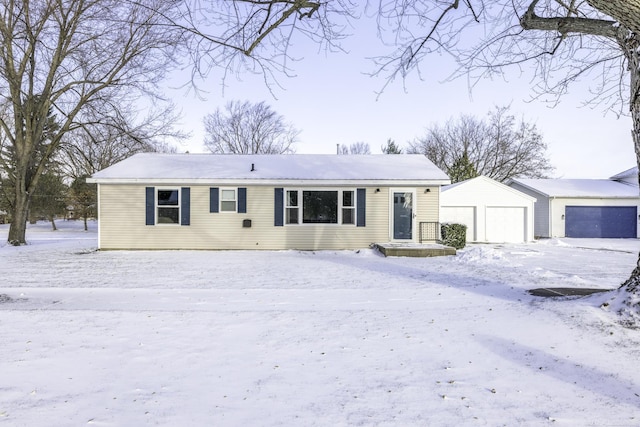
[
  {"xmin": 285, "ymin": 189, "xmax": 356, "ymax": 225},
  {"xmin": 157, "ymin": 189, "xmax": 180, "ymax": 224},
  {"xmin": 303, "ymin": 191, "xmax": 338, "ymax": 223}
]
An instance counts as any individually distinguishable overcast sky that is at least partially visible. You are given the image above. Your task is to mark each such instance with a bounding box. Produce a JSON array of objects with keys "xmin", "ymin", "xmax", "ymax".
[{"xmin": 162, "ymin": 17, "xmax": 635, "ymax": 180}]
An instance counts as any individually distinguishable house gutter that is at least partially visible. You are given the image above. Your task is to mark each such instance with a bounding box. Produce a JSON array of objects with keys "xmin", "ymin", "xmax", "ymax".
[{"xmin": 85, "ymin": 178, "xmax": 452, "ymax": 187}]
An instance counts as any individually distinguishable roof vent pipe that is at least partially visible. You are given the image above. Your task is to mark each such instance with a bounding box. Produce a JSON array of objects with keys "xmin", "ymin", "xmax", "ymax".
[{"xmin": 251, "ymin": 163, "xmax": 256, "ymax": 172}]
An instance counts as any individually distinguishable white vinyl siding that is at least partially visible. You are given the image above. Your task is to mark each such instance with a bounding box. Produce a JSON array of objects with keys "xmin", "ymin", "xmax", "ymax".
[{"xmin": 99, "ymin": 185, "xmax": 435, "ymax": 250}]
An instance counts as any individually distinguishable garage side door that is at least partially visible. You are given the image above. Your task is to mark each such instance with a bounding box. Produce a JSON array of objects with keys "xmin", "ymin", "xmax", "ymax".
[
  {"xmin": 440, "ymin": 206, "xmax": 475, "ymax": 242},
  {"xmin": 565, "ymin": 206, "xmax": 637, "ymax": 238},
  {"xmin": 486, "ymin": 207, "xmax": 526, "ymax": 243}
]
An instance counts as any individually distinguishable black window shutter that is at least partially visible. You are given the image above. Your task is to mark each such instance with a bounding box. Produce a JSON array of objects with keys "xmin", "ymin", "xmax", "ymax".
[
  {"xmin": 274, "ymin": 188, "xmax": 284, "ymax": 226},
  {"xmin": 181, "ymin": 187, "xmax": 190, "ymax": 226},
  {"xmin": 356, "ymin": 188, "xmax": 366, "ymax": 227},
  {"xmin": 238, "ymin": 188, "xmax": 247, "ymax": 213},
  {"xmin": 210, "ymin": 188, "xmax": 219, "ymax": 213},
  {"xmin": 145, "ymin": 187, "xmax": 155, "ymax": 225}
]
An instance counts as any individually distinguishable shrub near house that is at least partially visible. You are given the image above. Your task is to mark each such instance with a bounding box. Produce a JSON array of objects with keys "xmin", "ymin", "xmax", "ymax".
[{"xmin": 441, "ymin": 223, "xmax": 467, "ymax": 249}]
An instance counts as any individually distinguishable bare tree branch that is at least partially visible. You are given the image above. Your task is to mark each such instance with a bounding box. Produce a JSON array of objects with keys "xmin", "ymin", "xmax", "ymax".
[
  {"xmin": 408, "ymin": 105, "xmax": 554, "ymax": 182},
  {"xmin": 203, "ymin": 100, "xmax": 299, "ymax": 154}
]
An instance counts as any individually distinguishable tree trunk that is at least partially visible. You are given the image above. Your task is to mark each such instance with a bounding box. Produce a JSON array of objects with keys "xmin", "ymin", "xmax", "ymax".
[
  {"xmin": 83, "ymin": 215, "xmax": 88, "ymax": 231},
  {"xmin": 49, "ymin": 216, "xmax": 57, "ymax": 231},
  {"xmin": 587, "ymin": 0, "xmax": 640, "ymax": 36},
  {"xmin": 7, "ymin": 187, "xmax": 30, "ymax": 245},
  {"xmin": 611, "ymin": 31, "xmax": 640, "ymax": 324},
  {"xmin": 7, "ymin": 152, "xmax": 40, "ymax": 245}
]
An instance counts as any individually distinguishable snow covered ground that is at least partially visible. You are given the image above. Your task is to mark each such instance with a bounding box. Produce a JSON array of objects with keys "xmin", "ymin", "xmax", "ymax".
[{"xmin": 1, "ymin": 221, "xmax": 640, "ymax": 426}]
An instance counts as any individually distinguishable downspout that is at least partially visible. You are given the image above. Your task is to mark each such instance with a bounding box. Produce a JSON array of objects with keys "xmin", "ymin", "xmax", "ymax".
[
  {"xmin": 96, "ymin": 183, "xmax": 102, "ymax": 249},
  {"xmin": 549, "ymin": 196, "xmax": 555, "ymax": 238}
]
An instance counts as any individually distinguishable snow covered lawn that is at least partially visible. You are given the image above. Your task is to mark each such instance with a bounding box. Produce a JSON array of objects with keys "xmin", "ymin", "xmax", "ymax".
[{"xmin": 1, "ymin": 222, "xmax": 640, "ymax": 426}]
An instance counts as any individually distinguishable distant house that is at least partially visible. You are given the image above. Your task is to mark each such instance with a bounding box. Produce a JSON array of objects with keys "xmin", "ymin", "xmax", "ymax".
[
  {"xmin": 509, "ymin": 168, "xmax": 640, "ymax": 238},
  {"xmin": 440, "ymin": 176, "xmax": 535, "ymax": 243},
  {"xmin": 87, "ymin": 153, "xmax": 450, "ymax": 250}
]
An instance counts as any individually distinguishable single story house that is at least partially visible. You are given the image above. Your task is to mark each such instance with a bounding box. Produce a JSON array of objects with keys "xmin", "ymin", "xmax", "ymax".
[
  {"xmin": 509, "ymin": 168, "xmax": 640, "ymax": 238},
  {"xmin": 87, "ymin": 153, "xmax": 451, "ymax": 250},
  {"xmin": 440, "ymin": 176, "xmax": 535, "ymax": 243}
]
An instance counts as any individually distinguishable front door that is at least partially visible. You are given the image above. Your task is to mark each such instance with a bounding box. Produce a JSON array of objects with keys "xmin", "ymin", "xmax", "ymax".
[{"xmin": 393, "ymin": 191, "xmax": 414, "ymax": 240}]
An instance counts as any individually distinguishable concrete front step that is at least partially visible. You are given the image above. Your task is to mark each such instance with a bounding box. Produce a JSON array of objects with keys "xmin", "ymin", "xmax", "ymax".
[{"xmin": 374, "ymin": 243, "xmax": 457, "ymax": 257}]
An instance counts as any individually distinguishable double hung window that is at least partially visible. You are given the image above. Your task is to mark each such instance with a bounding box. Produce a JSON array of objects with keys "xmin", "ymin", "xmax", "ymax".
[
  {"xmin": 285, "ymin": 190, "xmax": 299, "ymax": 224},
  {"xmin": 220, "ymin": 189, "xmax": 237, "ymax": 212},
  {"xmin": 157, "ymin": 189, "xmax": 180, "ymax": 224},
  {"xmin": 342, "ymin": 191, "xmax": 355, "ymax": 225}
]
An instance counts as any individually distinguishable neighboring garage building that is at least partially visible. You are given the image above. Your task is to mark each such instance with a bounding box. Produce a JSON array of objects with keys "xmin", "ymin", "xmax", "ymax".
[
  {"xmin": 509, "ymin": 172, "xmax": 640, "ymax": 238},
  {"xmin": 440, "ymin": 176, "xmax": 535, "ymax": 243}
]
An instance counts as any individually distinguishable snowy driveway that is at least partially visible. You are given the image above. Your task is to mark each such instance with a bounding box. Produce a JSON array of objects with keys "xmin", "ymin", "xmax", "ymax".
[{"xmin": 1, "ymin": 223, "xmax": 640, "ymax": 426}]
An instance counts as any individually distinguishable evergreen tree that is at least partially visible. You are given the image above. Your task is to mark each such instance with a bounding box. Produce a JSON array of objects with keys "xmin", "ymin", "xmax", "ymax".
[
  {"xmin": 381, "ymin": 139, "xmax": 402, "ymax": 154},
  {"xmin": 29, "ymin": 171, "xmax": 68, "ymax": 230},
  {"xmin": 68, "ymin": 175, "xmax": 96, "ymax": 231},
  {"xmin": 448, "ymin": 151, "xmax": 478, "ymax": 183}
]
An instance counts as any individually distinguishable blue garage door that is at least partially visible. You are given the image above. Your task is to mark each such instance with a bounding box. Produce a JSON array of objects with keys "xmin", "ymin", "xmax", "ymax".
[{"xmin": 565, "ymin": 206, "xmax": 637, "ymax": 238}]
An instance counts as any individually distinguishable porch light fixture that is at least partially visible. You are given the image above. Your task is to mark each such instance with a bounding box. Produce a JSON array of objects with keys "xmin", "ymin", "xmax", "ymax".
[
  {"xmin": 375, "ymin": 188, "xmax": 380, "ymax": 193},
  {"xmin": 424, "ymin": 188, "xmax": 431, "ymax": 193}
]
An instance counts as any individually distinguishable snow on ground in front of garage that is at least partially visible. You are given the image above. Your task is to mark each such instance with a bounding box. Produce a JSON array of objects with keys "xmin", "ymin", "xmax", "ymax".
[{"xmin": 1, "ymin": 221, "xmax": 640, "ymax": 426}]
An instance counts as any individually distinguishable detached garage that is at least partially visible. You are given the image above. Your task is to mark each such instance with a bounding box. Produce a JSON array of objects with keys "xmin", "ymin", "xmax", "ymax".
[
  {"xmin": 440, "ymin": 176, "xmax": 535, "ymax": 243},
  {"xmin": 509, "ymin": 177, "xmax": 640, "ymax": 238}
]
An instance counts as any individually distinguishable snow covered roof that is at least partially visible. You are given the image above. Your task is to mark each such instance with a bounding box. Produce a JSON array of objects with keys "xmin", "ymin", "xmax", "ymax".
[
  {"xmin": 88, "ymin": 153, "xmax": 451, "ymax": 185},
  {"xmin": 442, "ymin": 176, "xmax": 536, "ymax": 201},
  {"xmin": 511, "ymin": 178, "xmax": 640, "ymax": 198},
  {"xmin": 442, "ymin": 175, "xmax": 494, "ymax": 192}
]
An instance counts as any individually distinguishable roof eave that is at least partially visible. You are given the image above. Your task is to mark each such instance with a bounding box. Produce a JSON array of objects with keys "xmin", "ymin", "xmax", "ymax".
[
  {"xmin": 548, "ymin": 195, "xmax": 640, "ymax": 199},
  {"xmin": 87, "ymin": 178, "xmax": 452, "ymax": 186}
]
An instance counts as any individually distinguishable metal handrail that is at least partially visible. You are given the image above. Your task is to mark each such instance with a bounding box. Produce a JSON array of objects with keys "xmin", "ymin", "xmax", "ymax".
[{"xmin": 419, "ymin": 222, "xmax": 440, "ymax": 243}]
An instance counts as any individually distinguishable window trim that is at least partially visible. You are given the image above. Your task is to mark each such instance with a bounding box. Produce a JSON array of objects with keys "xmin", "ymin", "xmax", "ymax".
[
  {"xmin": 219, "ymin": 187, "xmax": 238, "ymax": 213},
  {"xmin": 156, "ymin": 187, "xmax": 181, "ymax": 226},
  {"xmin": 342, "ymin": 190, "xmax": 356, "ymax": 225},
  {"xmin": 284, "ymin": 188, "xmax": 357, "ymax": 226},
  {"xmin": 285, "ymin": 189, "xmax": 300, "ymax": 225}
]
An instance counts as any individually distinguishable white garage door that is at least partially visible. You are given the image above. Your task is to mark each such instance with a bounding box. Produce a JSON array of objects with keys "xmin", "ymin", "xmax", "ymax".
[
  {"xmin": 440, "ymin": 206, "xmax": 475, "ymax": 242},
  {"xmin": 486, "ymin": 207, "xmax": 526, "ymax": 243}
]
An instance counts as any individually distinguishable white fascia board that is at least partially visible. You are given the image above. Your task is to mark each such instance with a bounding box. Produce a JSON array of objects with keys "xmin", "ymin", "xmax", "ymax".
[
  {"xmin": 85, "ymin": 178, "xmax": 451, "ymax": 186},
  {"xmin": 510, "ymin": 180, "xmax": 551, "ymax": 198},
  {"xmin": 557, "ymin": 195, "xmax": 640, "ymax": 200}
]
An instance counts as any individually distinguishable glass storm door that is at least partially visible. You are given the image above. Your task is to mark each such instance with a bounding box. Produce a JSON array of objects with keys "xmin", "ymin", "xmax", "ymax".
[{"xmin": 393, "ymin": 191, "xmax": 414, "ymax": 240}]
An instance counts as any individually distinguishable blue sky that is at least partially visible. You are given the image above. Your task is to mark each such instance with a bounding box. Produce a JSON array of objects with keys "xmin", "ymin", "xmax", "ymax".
[{"xmin": 162, "ymin": 19, "xmax": 635, "ymax": 180}]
